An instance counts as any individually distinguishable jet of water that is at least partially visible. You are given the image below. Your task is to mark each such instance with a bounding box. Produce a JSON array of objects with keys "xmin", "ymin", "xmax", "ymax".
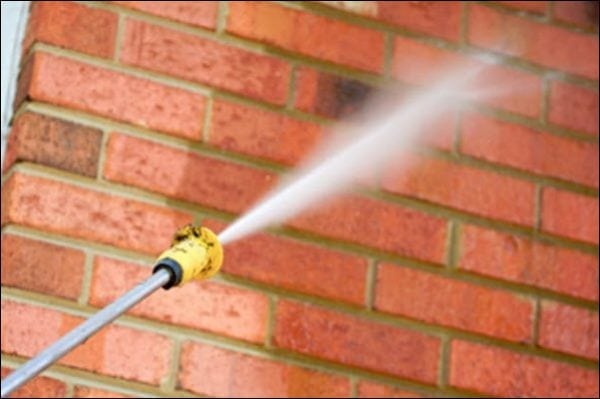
[{"xmin": 218, "ymin": 65, "xmax": 484, "ymax": 245}]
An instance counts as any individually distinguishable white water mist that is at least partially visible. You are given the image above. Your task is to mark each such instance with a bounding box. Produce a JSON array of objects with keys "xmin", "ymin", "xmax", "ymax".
[{"xmin": 218, "ymin": 66, "xmax": 483, "ymax": 245}]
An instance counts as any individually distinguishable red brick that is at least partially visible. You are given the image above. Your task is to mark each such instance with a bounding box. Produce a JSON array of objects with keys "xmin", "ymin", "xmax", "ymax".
[
  {"xmin": 1, "ymin": 234, "xmax": 85, "ymax": 300},
  {"xmin": 357, "ymin": 381, "xmax": 421, "ymax": 398},
  {"xmin": 1, "ymin": 300, "xmax": 172, "ymax": 385},
  {"xmin": 553, "ymin": 1, "xmax": 599, "ymax": 29},
  {"xmin": 460, "ymin": 112, "xmax": 599, "ymax": 188},
  {"xmin": 114, "ymin": 1, "xmax": 217, "ymax": 29},
  {"xmin": 541, "ymin": 188, "xmax": 599, "ymax": 244},
  {"xmin": 273, "ymin": 300, "xmax": 440, "ymax": 383},
  {"xmin": 459, "ymin": 225, "xmax": 599, "ymax": 301},
  {"xmin": 205, "ymin": 219, "xmax": 368, "ymax": 305},
  {"xmin": 103, "ymin": 133, "xmax": 276, "ymax": 214},
  {"xmin": 381, "ymin": 154, "xmax": 536, "ymax": 226},
  {"xmin": 450, "ymin": 340, "xmax": 599, "ymax": 397},
  {"xmin": 74, "ymin": 386, "xmax": 129, "ymax": 398},
  {"xmin": 1, "ymin": 367, "xmax": 66, "ymax": 398},
  {"xmin": 497, "ymin": 1, "xmax": 548, "ymax": 14},
  {"xmin": 90, "ymin": 256, "xmax": 268, "ymax": 343},
  {"xmin": 548, "ymin": 81, "xmax": 599, "ymax": 136},
  {"xmin": 23, "ymin": 2, "xmax": 117, "ymax": 58},
  {"xmin": 20, "ymin": 52, "xmax": 204, "ymax": 140},
  {"xmin": 1, "ymin": 172, "xmax": 193, "ymax": 255},
  {"xmin": 393, "ymin": 37, "xmax": 541, "ymax": 117},
  {"xmin": 375, "ymin": 263, "xmax": 533, "ymax": 342},
  {"xmin": 468, "ymin": 4, "xmax": 599, "ymax": 79},
  {"xmin": 120, "ymin": 20, "xmax": 290, "ymax": 105},
  {"xmin": 179, "ymin": 342, "xmax": 350, "ymax": 397},
  {"xmin": 3, "ymin": 112, "xmax": 102, "ymax": 176},
  {"xmin": 289, "ymin": 195, "xmax": 447, "ymax": 264},
  {"xmin": 209, "ymin": 100, "xmax": 323, "ymax": 165},
  {"xmin": 539, "ymin": 301, "xmax": 599, "ymax": 360},
  {"xmin": 227, "ymin": 2, "xmax": 384, "ymax": 73}
]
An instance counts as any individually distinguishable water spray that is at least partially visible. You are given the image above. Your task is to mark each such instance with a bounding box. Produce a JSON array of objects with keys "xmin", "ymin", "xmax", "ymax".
[{"xmin": 0, "ymin": 225, "xmax": 223, "ymax": 398}]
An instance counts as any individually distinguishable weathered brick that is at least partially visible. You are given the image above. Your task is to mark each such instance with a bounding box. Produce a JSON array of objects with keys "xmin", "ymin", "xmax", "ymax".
[
  {"xmin": 19, "ymin": 52, "xmax": 204, "ymax": 140},
  {"xmin": 553, "ymin": 1, "xmax": 599, "ymax": 29},
  {"xmin": 73, "ymin": 387, "xmax": 128, "ymax": 398},
  {"xmin": 114, "ymin": 1, "xmax": 217, "ymax": 29},
  {"xmin": 357, "ymin": 381, "xmax": 421, "ymax": 398},
  {"xmin": 1, "ymin": 172, "xmax": 193, "ymax": 255},
  {"xmin": 227, "ymin": 2, "xmax": 384, "ymax": 73},
  {"xmin": 548, "ymin": 81, "xmax": 599, "ymax": 136},
  {"xmin": 23, "ymin": 1, "xmax": 117, "ymax": 58},
  {"xmin": 1, "ymin": 234, "xmax": 85, "ymax": 300},
  {"xmin": 450, "ymin": 340, "xmax": 599, "ymax": 397},
  {"xmin": 393, "ymin": 37, "xmax": 541, "ymax": 117},
  {"xmin": 209, "ymin": 100, "xmax": 323, "ymax": 165},
  {"xmin": 90, "ymin": 256, "xmax": 268, "ymax": 343},
  {"xmin": 459, "ymin": 225, "xmax": 598, "ymax": 301},
  {"xmin": 541, "ymin": 188, "xmax": 599, "ymax": 244},
  {"xmin": 1, "ymin": 300, "xmax": 172, "ymax": 385},
  {"xmin": 460, "ymin": 112, "xmax": 599, "ymax": 188},
  {"xmin": 381, "ymin": 154, "xmax": 536, "ymax": 226},
  {"xmin": 0, "ymin": 367, "xmax": 66, "ymax": 398},
  {"xmin": 468, "ymin": 4, "xmax": 599, "ymax": 79},
  {"xmin": 103, "ymin": 133, "xmax": 276, "ymax": 214},
  {"xmin": 120, "ymin": 20, "xmax": 290, "ymax": 105},
  {"xmin": 3, "ymin": 112, "xmax": 102, "ymax": 176},
  {"xmin": 375, "ymin": 263, "xmax": 533, "ymax": 342},
  {"xmin": 289, "ymin": 195, "xmax": 447, "ymax": 264},
  {"xmin": 497, "ymin": 1, "xmax": 547, "ymax": 14},
  {"xmin": 273, "ymin": 300, "xmax": 440, "ymax": 383},
  {"xmin": 179, "ymin": 342, "xmax": 350, "ymax": 397},
  {"xmin": 539, "ymin": 301, "xmax": 599, "ymax": 360},
  {"xmin": 204, "ymin": 219, "xmax": 368, "ymax": 305}
]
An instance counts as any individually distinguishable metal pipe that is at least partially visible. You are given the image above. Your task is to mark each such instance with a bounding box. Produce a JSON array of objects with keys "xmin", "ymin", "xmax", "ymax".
[{"xmin": 0, "ymin": 269, "xmax": 171, "ymax": 398}]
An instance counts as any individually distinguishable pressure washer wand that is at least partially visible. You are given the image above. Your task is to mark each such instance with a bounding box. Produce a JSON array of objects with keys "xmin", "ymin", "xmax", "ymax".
[{"xmin": 0, "ymin": 225, "xmax": 223, "ymax": 398}]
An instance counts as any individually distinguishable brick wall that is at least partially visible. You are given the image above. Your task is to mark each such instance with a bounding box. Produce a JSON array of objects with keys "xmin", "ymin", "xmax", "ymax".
[{"xmin": 1, "ymin": 1, "xmax": 598, "ymax": 397}]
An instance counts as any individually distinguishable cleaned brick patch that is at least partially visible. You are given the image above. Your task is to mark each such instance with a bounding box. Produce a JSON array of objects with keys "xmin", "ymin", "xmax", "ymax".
[
  {"xmin": 114, "ymin": 1, "xmax": 218, "ymax": 29},
  {"xmin": 541, "ymin": 188, "xmax": 599, "ymax": 244},
  {"xmin": 548, "ymin": 81, "xmax": 599, "ymax": 136}
]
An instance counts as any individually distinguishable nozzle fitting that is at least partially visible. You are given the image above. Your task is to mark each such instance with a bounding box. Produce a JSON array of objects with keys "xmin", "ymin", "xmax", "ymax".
[{"xmin": 153, "ymin": 225, "xmax": 223, "ymax": 289}]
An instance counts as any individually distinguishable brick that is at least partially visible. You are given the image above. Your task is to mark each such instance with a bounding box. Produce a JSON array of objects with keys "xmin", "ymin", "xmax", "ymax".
[
  {"xmin": 179, "ymin": 342, "xmax": 350, "ymax": 397},
  {"xmin": 541, "ymin": 188, "xmax": 599, "ymax": 244},
  {"xmin": 74, "ymin": 386, "xmax": 129, "ymax": 398},
  {"xmin": 497, "ymin": 1, "xmax": 547, "ymax": 14},
  {"xmin": 375, "ymin": 263, "xmax": 533, "ymax": 342},
  {"xmin": 548, "ymin": 81, "xmax": 599, "ymax": 136},
  {"xmin": 209, "ymin": 100, "xmax": 322, "ymax": 165},
  {"xmin": 1, "ymin": 300, "xmax": 172, "ymax": 385},
  {"xmin": 3, "ymin": 112, "xmax": 102, "ymax": 176},
  {"xmin": 0, "ymin": 367, "xmax": 66, "ymax": 398},
  {"xmin": 393, "ymin": 37, "xmax": 541, "ymax": 117},
  {"xmin": 273, "ymin": 300, "xmax": 440, "ymax": 383},
  {"xmin": 460, "ymin": 112, "xmax": 599, "ymax": 188},
  {"xmin": 205, "ymin": 219, "xmax": 368, "ymax": 305},
  {"xmin": 468, "ymin": 4, "xmax": 599, "ymax": 79},
  {"xmin": 357, "ymin": 381, "xmax": 421, "ymax": 398},
  {"xmin": 1, "ymin": 234, "xmax": 85, "ymax": 300},
  {"xmin": 23, "ymin": 2, "xmax": 117, "ymax": 58},
  {"xmin": 459, "ymin": 225, "xmax": 599, "ymax": 301},
  {"xmin": 103, "ymin": 133, "xmax": 275, "ymax": 214},
  {"xmin": 294, "ymin": 67, "xmax": 374, "ymax": 119},
  {"xmin": 120, "ymin": 20, "xmax": 290, "ymax": 105},
  {"xmin": 553, "ymin": 1, "xmax": 599, "ymax": 29},
  {"xmin": 90, "ymin": 256, "xmax": 268, "ymax": 343},
  {"xmin": 227, "ymin": 2, "xmax": 385, "ymax": 73},
  {"xmin": 381, "ymin": 154, "xmax": 536, "ymax": 226},
  {"xmin": 539, "ymin": 301, "xmax": 599, "ymax": 360},
  {"xmin": 19, "ymin": 52, "xmax": 204, "ymax": 140},
  {"xmin": 1, "ymin": 172, "xmax": 193, "ymax": 255},
  {"xmin": 289, "ymin": 195, "xmax": 447, "ymax": 264},
  {"xmin": 114, "ymin": 1, "xmax": 217, "ymax": 29},
  {"xmin": 450, "ymin": 340, "xmax": 599, "ymax": 397}
]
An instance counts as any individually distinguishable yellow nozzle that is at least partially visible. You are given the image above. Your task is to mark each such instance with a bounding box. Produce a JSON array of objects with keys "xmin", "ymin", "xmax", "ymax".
[{"xmin": 153, "ymin": 225, "xmax": 223, "ymax": 289}]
